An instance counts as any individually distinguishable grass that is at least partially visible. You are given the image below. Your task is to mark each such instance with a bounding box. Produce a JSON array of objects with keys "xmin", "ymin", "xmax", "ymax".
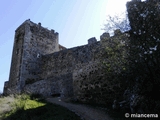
[{"xmin": 0, "ymin": 94, "xmax": 81, "ymax": 120}]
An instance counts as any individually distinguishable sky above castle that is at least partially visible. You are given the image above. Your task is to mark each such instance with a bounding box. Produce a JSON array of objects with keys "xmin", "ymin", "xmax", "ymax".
[{"xmin": 0, "ymin": 0, "xmax": 131, "ymax": 92}]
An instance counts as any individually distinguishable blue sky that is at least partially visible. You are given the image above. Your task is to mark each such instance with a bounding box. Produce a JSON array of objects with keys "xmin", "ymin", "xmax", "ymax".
[{"xmin": 0, "ymin": 0, "xmax": 130, "ymax": 92}]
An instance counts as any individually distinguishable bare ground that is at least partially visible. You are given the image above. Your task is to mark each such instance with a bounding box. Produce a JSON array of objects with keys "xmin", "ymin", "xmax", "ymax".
[{"xmin": 46, "ymin": 97, "xmax": 113, "ymax": 120}]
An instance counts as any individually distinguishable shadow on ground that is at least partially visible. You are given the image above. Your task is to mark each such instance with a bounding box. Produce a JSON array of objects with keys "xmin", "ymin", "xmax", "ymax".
[{"xmin": 3, "ymin": 101, "xmax": 81, "ymax": 120}]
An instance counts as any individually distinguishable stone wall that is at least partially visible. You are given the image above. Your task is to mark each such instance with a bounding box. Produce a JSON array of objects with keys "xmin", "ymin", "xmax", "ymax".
[
  {"xmin": 73, "ymin": 30, "xmax": 129, "ymax": 104},
  {"xmin": 40, "ymin": 41, "xmax": 102, "ymax": 80},
  {"xmin": 4, "ymin": 24, "xmax": 25, "ymax": 94},
  {"xmin": 3, "ymin": 19, "xmax": 129, "ymax": 104},
  {"xmin": 20, "ymin": 20, "xmax": 59, "ymax": 90},
  {"xmin": 4, "ymin": 0, "xmax": 160, "ymax": 114},
  {"xmin": 73, "ymin": 61, "xmax": 105, "ymax": 103},
  {"xmin": 24, "ymin": 40, "xmax": 103, "ymax": 98},
  {"xmin": 22, "ymin": 29, "xmax": 129, "ymax": 104},
  {"xmin": 3, "ymin": 18, "xmax": 129, "ymax": 104},
  {"xmin": 4, "ymin": 20, "xmax": 60, "ymax": 95}
]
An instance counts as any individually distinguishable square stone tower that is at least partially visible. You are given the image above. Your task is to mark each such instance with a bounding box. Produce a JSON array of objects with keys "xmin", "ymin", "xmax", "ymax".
[{"xmin": 3, "ymin": 19, "xmax": 59, "ymax": 95}]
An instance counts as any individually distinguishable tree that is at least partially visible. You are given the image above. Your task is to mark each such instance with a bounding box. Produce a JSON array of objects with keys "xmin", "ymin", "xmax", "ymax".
[
  {"xmin": 100, "ymin": 0, "xmax": 160, "ymax": 113},
  {"xmin": 100, "ymin": 28, "xmax": 130, "ymax": 106},
  {"xmin": 127, "ymin": 0, "xmax": 160, "ymax": 97},
  {"xmin": 123, "ymin": 0, "xmax": 160, "ymax": 113},
  {"xmin": 100, "ymin": 10, "xmax": 132, "ymax": 106},
  {"xmin": 102, "ymin": 11, "xmax": 131, "ymax": 35}
]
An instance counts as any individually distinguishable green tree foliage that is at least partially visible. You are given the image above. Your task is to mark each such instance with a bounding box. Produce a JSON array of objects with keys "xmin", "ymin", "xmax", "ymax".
[
  {"xmin": 100, "ymin": 30, "xmax": 130, "ymax": 103},
  {"xmin": 127, "ymin": 0, "xmax": 160, "ymax": 99},
  {"xmin": 101, "ymin": 5, "xmax": 131, "ymax": 104},
  {"xmin": 101, "ymin": 0, "xmax": 160, "ymax": 113}
]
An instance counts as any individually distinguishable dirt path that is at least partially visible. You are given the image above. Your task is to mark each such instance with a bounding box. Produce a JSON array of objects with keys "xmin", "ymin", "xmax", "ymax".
[{"xmin": 46, "ymin": 97, "xmax": 113, "ymax": 120}]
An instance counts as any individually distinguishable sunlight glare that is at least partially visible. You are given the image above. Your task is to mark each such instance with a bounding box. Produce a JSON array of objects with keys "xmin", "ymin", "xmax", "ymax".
[{"xmin": 106, "ymin": 0, "xmax": 131, "ymax": 16}]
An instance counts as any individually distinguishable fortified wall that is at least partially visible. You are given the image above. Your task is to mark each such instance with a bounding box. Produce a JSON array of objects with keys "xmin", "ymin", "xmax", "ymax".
[
  {"xmin": 24, "ymin": 38, "xmax": 103, "ymax": 98},
  {"xmin": 3, "ymin": 19, "xmax": 66, "ymax": 95},
  {"xmin": 3, "ymin": 17, "xmax": 129, "ymax": 103},
  {"xmin": 3, "ymin": 0, "xmax": 152, "ymax": 105}
]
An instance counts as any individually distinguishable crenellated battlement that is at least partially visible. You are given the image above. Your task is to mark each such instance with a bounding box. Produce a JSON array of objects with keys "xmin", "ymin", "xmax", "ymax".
[
  {"xmin": 3, "ymin": 0, "xmax": 160, "ymax": 114},
  {"xmin": 4, "ymin": 0, "xmax": 159, "ymax": 107},
  {"xmin": 100, "ymin": 29, "xmax": 130, "ymax": 46},
  {"xmin": 3, "ymin": 19, "xmax": 61, "ymax": 95},
  {"xmin": 3, "ymin": 19, "xmax": 130, "ymax": 96},
  {"xmin": 16, "ymin": 19, "xmax": 58, "ymax": 40},
  {"xmin": 4, "ymin": 21, "xmax": 131, "ymax": 97}
]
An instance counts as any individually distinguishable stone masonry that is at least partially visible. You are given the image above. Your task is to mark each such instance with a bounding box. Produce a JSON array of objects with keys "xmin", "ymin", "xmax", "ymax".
[
  {"xmin": 3, "ymin": 18, "xmax": 129, "ymax": 102},
  {"xmin": 3, "ymin": 0, "xmax": 160, "ymax": 113},
  {"xmin": 4, "ymin": 0, "xmax": 149, "ymax": 102},
  {"xmin": 3, "ymin": 19, "xmax": 65, "ymax": 95}
]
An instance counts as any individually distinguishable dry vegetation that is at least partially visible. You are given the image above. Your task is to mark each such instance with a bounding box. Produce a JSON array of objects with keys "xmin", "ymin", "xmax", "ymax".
[{"xmin": 0, "ymin": 94, "xmax": 81, "ymax": 120}]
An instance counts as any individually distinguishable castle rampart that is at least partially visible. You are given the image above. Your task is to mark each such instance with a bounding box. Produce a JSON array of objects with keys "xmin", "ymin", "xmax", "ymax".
[
  {"xmin": 3, "ymin": 17, "xmax": 130, "ymax": 105},
  {"xmin": 3, "ymin": 0, "xmax": 160, "ymax": 114},
  {"xmin": 3, "ymin": 17, "xmax": 129, "ymax": 101},
  {"xmin": 4, "ymin": 19, "xmax": 60, "ymax": 95},
  {"xmin": 24, "ymin": 40, "xmax": 103, "ymax": 98}
]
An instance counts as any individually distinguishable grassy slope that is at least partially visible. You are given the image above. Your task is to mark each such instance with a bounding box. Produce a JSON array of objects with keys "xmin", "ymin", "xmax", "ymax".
[{"xmin": 0, "ymin": 94, "xmax": 81, "ymax": 120}]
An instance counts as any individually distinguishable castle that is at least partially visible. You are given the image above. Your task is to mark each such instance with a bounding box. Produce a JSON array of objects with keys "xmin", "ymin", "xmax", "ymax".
[
  {"xmin": 3, "ymin": 17, "xmax": 129, "ymax": 100},
  {"xmin": 4, "ymin": 0, "xmax": 159, "ymax": 107}
]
